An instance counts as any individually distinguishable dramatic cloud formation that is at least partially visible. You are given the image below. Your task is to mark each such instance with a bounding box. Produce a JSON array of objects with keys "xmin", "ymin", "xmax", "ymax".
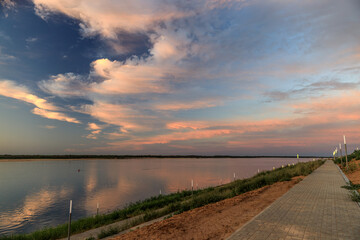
[
  {"xmin": 33, "ymin": 0, "xmax": 193, "ymax": 39},
  {"xmin": 1, "ymin": 0, "xmax": 360, "ymax": 154}
]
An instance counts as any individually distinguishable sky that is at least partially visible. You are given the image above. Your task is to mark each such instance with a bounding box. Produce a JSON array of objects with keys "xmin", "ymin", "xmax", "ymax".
[{"xmin": 0, "ymin": 0, "xmax": 360, "ymax": 156}]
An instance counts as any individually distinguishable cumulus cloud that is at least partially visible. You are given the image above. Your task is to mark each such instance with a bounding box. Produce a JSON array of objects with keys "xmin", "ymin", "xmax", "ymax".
[
  {"xmin": 32, "ymin": 0, "xmax": 193, "ymax": 38},
  {"xmin": 0, "ymin": 80, "xmax": 80, "ymax": 124},
  {"xmin": 1, "ymin": 0, "xmax": 15, "ymax": 11},
  {"xmin": 39, "ymin": 73, "xmax": 90, "ymax": 98},
  {"xmin": 23, "ymin": 0, "xmax": 360, "ymax": 153},
  {"xmin": 82, "ymin": 101, "xmax": 159, "ymax": 132}
]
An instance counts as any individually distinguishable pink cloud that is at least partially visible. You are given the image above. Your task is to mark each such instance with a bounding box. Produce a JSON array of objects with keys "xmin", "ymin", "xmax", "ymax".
[
  {"xmin": 87, "ymin": 123, "xmax": 103, "ymax": 130},
  {"xmin": 83, "ymin": 101, "xmax": 153, "ymax": 131},
  {"xmin": 166, "ymin": 121, "xmax": 209, "ymax": 130},
  {"xmin": 32, "ymin": 0, "xmax": 193, "ymax": 39},
  {"xmin": 0, "ymin": 80, "xmax": 80, "ymax": 124},
  {"xmin": 32, "ymin": 108, "xmax": 80, "ymax": 124},
  {"xmin": 89, "ymin": 58, "xmax": 168, "ymax": 94},
  {"xmin": 43, "ymin": 125, "xmax": 56, "ymax": 129},
  {"xmin": 155, "ymin": 99, "xmax": 220, "ymax": 111},
  {"xmin": 0, "ymin": 80, "xmax": 58, "ymax": 111},
  {"xmin": 86, "ymin": 123, "xmax": 104, "ymax": 139}
]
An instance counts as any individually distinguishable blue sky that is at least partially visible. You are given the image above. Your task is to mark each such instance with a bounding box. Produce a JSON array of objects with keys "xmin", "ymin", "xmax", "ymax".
[{"xmin": 1, "ymin": 0, "xmax": 360, "ymax": 155}]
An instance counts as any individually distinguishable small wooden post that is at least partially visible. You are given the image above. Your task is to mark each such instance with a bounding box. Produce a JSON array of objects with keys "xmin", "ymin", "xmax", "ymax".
[
  {"xmin": 344, "ymin": 135, "xmax": 349, "ymax": 170},
  {"xmin": 68, "ymin": 200, "xmax": 72, "ymax": 240}
]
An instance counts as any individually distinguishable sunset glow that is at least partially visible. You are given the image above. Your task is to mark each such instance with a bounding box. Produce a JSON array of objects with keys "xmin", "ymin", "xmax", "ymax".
[{"xmin": 1, "ymin": 0, "xmax": 360, "ymax": 155}]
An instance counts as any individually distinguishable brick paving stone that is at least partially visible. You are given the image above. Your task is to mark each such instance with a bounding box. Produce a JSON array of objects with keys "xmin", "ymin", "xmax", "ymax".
[{"xmin": 227, "ymin": 161, "xmax": 360, "ymax": 240}]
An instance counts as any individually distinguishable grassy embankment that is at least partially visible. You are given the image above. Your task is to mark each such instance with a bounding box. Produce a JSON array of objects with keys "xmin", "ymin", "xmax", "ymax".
[
  {"xmin": 333, "ymin": 149, "xmax": 360, "ymax": 172},
  {"xmin": 334, "ymin": 150, "xmax": 360, "ymax": 201},
  {"xmin": 1, "ymin": 160, "xmax": 324, "ymax": 240}
]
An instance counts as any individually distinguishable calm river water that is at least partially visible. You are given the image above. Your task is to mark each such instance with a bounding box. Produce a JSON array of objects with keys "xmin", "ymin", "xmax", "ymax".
[{"xmin": 0, "ymin": 157, "xmax": 312, "ymax": 235}]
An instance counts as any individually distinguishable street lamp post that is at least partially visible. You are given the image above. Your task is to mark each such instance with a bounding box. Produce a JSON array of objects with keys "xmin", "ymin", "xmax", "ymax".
[{"xmin": 344, "ymin": 135, "xmax": 348, "ymax": 170}]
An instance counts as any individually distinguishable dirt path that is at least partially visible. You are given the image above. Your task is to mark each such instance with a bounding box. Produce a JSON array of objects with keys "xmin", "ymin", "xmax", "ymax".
[{"xmin": 110, "ymin": 177, "xmax": 303, "ymax": 240}]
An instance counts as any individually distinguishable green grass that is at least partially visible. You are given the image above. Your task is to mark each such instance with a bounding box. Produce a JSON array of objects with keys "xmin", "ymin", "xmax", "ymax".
[
  {"xmin": 342, "ymin": 181, "xmax": 360, "ymax": 190},
  {"xmin": 350, "ymin": 191, "xmax": 360, "ymax": 202},
  {"xmin": 97, "ymin": 226, "xmax": 121, "ymax": 239},
  {"xmin": 0, "ymin": 160, "xmax": 324, "ymax": 240}
]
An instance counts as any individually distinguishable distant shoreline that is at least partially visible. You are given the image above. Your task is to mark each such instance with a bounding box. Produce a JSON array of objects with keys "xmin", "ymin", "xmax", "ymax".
[{"xmin": 0, "ymin": 154, "xmax": 327, "ymax": 161}]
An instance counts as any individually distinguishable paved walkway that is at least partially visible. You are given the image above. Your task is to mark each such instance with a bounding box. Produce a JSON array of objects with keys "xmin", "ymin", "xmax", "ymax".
[{"xmin": 227, "ymin": 160, "xmax": 360, "ymax": 240}]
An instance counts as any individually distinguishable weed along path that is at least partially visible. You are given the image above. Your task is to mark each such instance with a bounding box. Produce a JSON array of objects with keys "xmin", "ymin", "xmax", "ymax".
[{"xmin": 227, "ymin": 160, "xmax": 360, "ymax": 240}]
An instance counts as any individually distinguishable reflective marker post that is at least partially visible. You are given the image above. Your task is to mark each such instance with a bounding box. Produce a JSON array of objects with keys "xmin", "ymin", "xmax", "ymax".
[
  {"xmin": 191, "ymin": 179, "xmax": 194, "ymax": 195},
  {"xmin": 68, "ymin": 200, "xmax": 72, "ymax": 240}
]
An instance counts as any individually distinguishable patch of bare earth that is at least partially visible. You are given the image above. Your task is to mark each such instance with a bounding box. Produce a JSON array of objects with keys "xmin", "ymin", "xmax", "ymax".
[
  {"xmin": 342, "ymin": 159, "xmax": 360, "ymax": 193},
  {"xmin": 110, "ymin": 176, "xmax": 304, "ymax": 240}
]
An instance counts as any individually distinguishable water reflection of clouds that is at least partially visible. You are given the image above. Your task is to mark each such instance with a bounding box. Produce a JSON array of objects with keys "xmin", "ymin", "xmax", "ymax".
[
  {"xmin": 83, "ymin": 161, "xmax": 143, "ymax": 214},
  {"xmin": 131, "ymin": 159, "xmax": 235, "ymax": 193},
  {"xmin": 84, "ymin": 176, "xmax": 138, "ymax": 214},
  {"xmin": 0, "ymin": 186, "xmax": 72, "ymax": 234},
  {"xmin": 2, "ymin": 158, "xmax": 312, "ymax": 234}
]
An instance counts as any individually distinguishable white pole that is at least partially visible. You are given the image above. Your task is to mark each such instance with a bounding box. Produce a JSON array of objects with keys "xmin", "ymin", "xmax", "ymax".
[
  {"xmin": 97, "ymin": 202, "xmax": 99, "ymax": 215},
  {"xmin": 191, "ymin": 179, "xmax": 193, "ymax": 195},
  {"xmin": 68, "ymin": 200, "xmax": 72, "ymax": 240},
  {"xmin": 339, "ymin": 143, "xmax": 343, "ymax": 166},
  {"xmin": 344, "ymin": 135, "xmax": 348, "ymax": 170},
  {"xmin": 233, "ymin": 172, "xmax": 236, "ymax": 181}
]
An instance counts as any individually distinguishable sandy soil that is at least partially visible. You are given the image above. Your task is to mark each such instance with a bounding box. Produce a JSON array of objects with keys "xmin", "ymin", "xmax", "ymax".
[
  {"xmin": 110, "ymin": 177, "xmax": 303, "ymax": 240},
  {"xmin": 342, "ymin": 159, "xmax": 360, "ymax": 187}
]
